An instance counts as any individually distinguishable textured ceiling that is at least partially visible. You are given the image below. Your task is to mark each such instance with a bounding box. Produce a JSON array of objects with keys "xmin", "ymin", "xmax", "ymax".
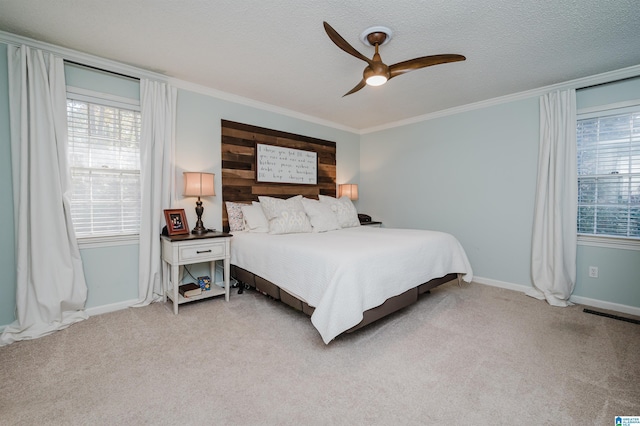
[{"xmin": 1, "ymin": 0, "xmax": 639, "ymax": 131}]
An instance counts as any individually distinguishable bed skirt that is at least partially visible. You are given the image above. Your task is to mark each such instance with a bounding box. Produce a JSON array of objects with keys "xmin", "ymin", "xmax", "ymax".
[{"xmin": 231, "ymin": 265, "xmax": 458, "ymax": 335}]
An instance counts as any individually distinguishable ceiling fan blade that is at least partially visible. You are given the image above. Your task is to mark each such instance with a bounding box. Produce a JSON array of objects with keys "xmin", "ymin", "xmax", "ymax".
[
  {"xmin": 389, "ymin": 54, "xmax": 466, "ymax": 79},
  {"xmin": 343, "ymin": 79, "xmax": 366, "ymax": 97},
  {"xmin": 323, "ymin": 22, "xmax": 373, "ymax": 66}
]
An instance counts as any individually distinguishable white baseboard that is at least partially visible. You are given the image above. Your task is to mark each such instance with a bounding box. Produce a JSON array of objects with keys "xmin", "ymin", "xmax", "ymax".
[
  {"xmin": 568, "ymin": 295, "xmax": 640, "ymax": 317},
  {"xmin": 0, "ymin": 299, "xmax": 138, "ymax": 334},
  {"xmin": 473, "ymin": 276, "xmax": 640, "ymax": 317},
  {"xmin": 85, "ymin": 299, "xmax": 138, "ymax": 317},
  {"xmin": 4, "ymin": 281, "xmax": 638, "ymax": 332},
  {"xmin": 472, "ymin": 276, "xmax": 531, "ymax": 293}
]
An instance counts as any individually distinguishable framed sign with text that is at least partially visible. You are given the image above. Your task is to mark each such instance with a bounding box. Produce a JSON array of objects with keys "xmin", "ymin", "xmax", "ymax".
[{"xmin": 255, "ymin": 143, "xmax": 317, "ymax": 185}]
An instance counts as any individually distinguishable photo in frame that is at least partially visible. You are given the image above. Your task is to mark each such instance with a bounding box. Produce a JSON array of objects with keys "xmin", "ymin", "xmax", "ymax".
[{"xmin": 164, "ymin": 209, "xmax": 189, "ymax": 236}]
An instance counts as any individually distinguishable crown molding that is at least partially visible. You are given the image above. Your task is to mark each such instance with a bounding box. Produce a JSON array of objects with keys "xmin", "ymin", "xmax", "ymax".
[
  {"xmin": 167, "ymin": 77, "xmax": 360, "ymax": 134},
  {"xmin": 360, "ymin": 63, "xmax": 640, "ymax": 134},
  {"xmin": 0, "ymin": 30, "xmax": 166, "ymax": 82},
  {"xmin": 0, "ymin": 30, "xmax": 360, "ymax": 136},
  {"xmin": 2, "ymin": 29, "xmax": 638, "ymax": 137}
]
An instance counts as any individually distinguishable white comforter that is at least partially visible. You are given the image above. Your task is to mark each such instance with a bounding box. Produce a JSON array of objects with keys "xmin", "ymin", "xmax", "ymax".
[{"xmin": 230, "ymin": 226, "xmax": 473, "ymax": 344}]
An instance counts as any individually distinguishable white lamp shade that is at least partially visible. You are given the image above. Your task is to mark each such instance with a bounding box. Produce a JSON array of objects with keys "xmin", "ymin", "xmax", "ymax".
[
  {"xmin": 338, "ymin": 184, "xmax": 358, "ymax": 200},
  {"xmin": 183, "ymin": 172, "xmax": 215, "ymax": 197}
]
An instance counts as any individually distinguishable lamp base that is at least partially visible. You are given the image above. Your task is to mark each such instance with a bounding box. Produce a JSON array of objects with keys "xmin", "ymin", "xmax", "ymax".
[
  {"xmin": 192, "ymin": 197, "xmax": 208, "ymax": 235},
  {"xmin": 191, "ymin": 225, "xmax": 208, "ymax": 235}
]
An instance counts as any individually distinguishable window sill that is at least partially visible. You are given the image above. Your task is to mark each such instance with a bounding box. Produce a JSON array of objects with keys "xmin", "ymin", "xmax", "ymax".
[
  {"xmin": 577, "ymin": 235, "xmax": 640, "ymax": 251},
  {"xmin": 77, "ymin": 234, "xmax": 139, "ymax": 249}
]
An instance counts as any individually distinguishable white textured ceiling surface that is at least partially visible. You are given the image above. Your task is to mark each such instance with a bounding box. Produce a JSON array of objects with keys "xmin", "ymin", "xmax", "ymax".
[{"xmin": 1, "ymin": 0, "xmax": 639, "ymax": 130}]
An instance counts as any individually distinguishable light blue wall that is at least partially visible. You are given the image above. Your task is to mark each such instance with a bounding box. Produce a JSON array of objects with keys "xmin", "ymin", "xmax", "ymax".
[
  {"xmin": 80, "ymin": 244, "xmax": 139, "ymax": 307},
  {"xmin": 576, "ymin": 77, "xmax": 640, "ymax": 110},
  {"xmin": 360, "ymin": 99, "xmax": 540, "ymax": 286},
  {"xmin": 0, "ymin": 43, "xmax": 16, "ymax": 326},
  {"xmin": 65, "ymin": 63, "xmax": 140, "ymax": 100},
  {"xmin": 575, "ymin": 245, "xmax": 640, "ymax": 306},
  {"xmin": 360, "ymin": 80, "xmax": 640, "ymax": 310}
]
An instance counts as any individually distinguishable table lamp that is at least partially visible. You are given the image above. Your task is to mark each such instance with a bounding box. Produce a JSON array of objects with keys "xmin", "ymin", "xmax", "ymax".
[
  {"xmin": 183, "ymin": 172, "xmax": 215, "ymax": 235},
  {"xmin": 338, "ymin": 183, "xmax": 358, "ymax": 200}
]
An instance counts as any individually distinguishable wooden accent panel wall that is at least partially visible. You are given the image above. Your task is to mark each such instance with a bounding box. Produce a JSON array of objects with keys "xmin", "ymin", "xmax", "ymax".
[{"xmin": 221, "ymin": 120, "xmax": 336, "ymax": 231}]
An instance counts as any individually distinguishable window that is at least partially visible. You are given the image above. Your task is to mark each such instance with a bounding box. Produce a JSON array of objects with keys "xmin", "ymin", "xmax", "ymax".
[
  {"xmin": 66, "ymin": 92, "xmax": 141, "ymax": 238},
  {"xmin": 577, "ymin": 107, "xmax": 640, "ymax": 240}
]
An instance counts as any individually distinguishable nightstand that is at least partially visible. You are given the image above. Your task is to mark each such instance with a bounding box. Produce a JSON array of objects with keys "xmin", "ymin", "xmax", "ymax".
[
  {"xmin": 360, "ymin": 221, "xmax": 382, "ymax": 228},
  {"xmin": 161, "ymin": 232, "xmax": 232, "ymax": 314}
]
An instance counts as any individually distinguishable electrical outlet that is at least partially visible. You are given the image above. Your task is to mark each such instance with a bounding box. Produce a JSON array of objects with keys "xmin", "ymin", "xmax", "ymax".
[{"xmin": 588, "ymin": 266, "xmax": 599, "ymax": 278}]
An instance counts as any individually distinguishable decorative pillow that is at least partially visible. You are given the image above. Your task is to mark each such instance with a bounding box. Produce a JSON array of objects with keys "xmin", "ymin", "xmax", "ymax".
[
  {"xmin": 225, "ymin": 201, "xmax": 249, "ymax": 232},
  {"xmin": 318, "ymin": 195, "xmax": 360, "ymax": 228},
  {"xmin": 301, "ymin": 197, "xmax": 340, "ymax": 232},
  {"xmin": 258, "ymin": 195, "xmax": 313, "ymax": 234},
  {"xmin": 241, "ymin": 204, "xmax": 269, "ymax": 233}
]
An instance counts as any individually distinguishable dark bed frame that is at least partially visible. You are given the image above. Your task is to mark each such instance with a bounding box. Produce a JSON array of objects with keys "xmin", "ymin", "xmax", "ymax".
[{"xmin": 231, "ymin": 265, "xmax": 459, "ymax": 335}]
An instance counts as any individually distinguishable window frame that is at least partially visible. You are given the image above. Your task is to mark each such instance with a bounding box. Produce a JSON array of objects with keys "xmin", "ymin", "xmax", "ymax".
[
  {"xmin": 576, "ymin": 100, "xmax": 640, "ymax": 252},
  {"xmin": 66, "ymin": 86, "xmax": 142, "ymax": 248}
]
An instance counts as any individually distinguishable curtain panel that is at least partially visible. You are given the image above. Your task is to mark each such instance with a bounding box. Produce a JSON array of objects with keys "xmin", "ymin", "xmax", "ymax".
[
  {"xmin": 1, "ymin": 45, "xmax": 88, "ymax": 346},
  {"xmin": 528, "ymin": 89, "xmax": 577, "ymax": 307},
  {"xmin": 135, "ymin": 79, "xmax": 176, "ymax": 305}
]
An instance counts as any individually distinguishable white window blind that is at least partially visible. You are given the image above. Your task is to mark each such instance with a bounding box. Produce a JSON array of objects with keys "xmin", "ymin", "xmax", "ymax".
[
  {"xmin": 577, "ymin": 108, "xmax": 640, "ymax": 239},
  {"xmin": 66, "ymin": 97, "xmax": 141, "ymax": 238}
]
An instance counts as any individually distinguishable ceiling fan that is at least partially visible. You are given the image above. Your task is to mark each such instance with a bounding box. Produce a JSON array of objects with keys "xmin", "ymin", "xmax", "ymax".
[{"xmin": 323, "ymin": 21, "xmax": 466, "ymax": 97}]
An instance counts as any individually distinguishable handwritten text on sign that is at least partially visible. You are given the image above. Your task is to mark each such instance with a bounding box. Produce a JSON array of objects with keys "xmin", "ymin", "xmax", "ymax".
[{"xmin": 256, "ymin": 143, "xmax": 317, "ymax": 184}]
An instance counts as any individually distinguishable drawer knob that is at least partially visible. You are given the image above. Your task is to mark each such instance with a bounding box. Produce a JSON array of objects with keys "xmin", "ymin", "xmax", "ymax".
[{"xmin": 197, "ymin": 249, "xmax": 212, "ymax": 254}]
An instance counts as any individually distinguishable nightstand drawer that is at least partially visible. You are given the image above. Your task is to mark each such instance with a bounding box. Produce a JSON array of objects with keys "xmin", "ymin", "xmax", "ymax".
[{"xmin": 179, "ymin": 242, "xmax": 225, "ymax": 261}]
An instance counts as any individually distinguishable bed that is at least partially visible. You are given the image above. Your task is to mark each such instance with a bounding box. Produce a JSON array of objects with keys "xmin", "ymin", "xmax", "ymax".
[
  {"xmin": 220, "ymin": 121, "xmax": 472, "ymax": 343},
  {"xmin": 230, "ymin": 225, "xmax": 473, "ymax": 344}
]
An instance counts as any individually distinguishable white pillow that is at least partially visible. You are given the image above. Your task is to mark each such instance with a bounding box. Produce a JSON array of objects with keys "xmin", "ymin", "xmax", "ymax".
[
  {"xmin": 301, "ymin": 197, "xmax": 340, "ymax": 232},
  {"xmin": 241, "ymin": 204, "xmax": 269, "ymax": 233},
  {"xmin": 318, "ymin": 195, "xmax": 360, "ymax": 228},
  {"xmin": 258, "ymin": 195, "xmax": 313, "ymax": 234},
  {"xmin": 225, "ymin": 201, "xmax": 249, "ymax": 231}
]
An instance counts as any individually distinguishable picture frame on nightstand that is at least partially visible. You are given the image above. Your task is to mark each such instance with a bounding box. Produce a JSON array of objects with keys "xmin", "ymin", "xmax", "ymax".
[{"xmin": 163, "ymin": 209, "xmax": 189, "ymax": 236}]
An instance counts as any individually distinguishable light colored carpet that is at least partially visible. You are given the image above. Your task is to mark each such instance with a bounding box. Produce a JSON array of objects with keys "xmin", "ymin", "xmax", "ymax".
[{"xmin": 1, "ymin": 282, "xmax": 639, "ymax": 425}]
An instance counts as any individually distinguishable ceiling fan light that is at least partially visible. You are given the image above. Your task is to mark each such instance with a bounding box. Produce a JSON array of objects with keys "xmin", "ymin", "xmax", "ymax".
[{"xmin": 366, "ymin": 75, "xmax": 387, "ymax": 86}]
